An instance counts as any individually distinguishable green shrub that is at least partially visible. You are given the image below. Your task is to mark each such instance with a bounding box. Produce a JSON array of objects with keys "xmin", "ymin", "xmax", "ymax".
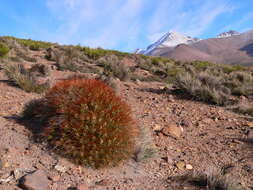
[
  {"xmin": 193, "ymin": 61, "xmax": 211, "ymax": 70},
  {"xmin": 0, "ymin": 43, "xmax": 9, "ymax": 57},
  {"xmin": 2, "ymin": 36, "xmax": 52, "ymax": 50},
  {"xmin": 81, "ymin": 47, "xmax": 129, "ymax": 60},
  {"xmin": 222, "ymin": 65, "xmax": 245, "ymax": 74},
  {"xmin": 40, "ymin": 78, "xmax": 138, "ymax": 168},
  {"xmin": 3, "ymin": 64, "xmax": 48, "ymax": 93}
]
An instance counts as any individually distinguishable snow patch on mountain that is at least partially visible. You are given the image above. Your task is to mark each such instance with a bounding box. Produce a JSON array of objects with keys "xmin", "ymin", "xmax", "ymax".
[
  {"xmin": 217, "ymin": 30, "xmax": 240, "ymax": 38},
  {"xmin": 142, "ymin": 31, "xmax": 200, "ymax": 55}
]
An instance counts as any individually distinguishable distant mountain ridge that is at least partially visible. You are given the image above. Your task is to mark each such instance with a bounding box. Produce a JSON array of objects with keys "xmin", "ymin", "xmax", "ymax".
[
  {"xmin": 217, "ymin": 30, "xmax": 240, "ymax": 38},
  {"xmin": 137, "ymin": 30, "xmax": 253, "ymax": 66}
]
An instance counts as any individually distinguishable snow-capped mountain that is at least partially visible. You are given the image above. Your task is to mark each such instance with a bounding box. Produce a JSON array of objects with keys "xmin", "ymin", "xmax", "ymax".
[
  {"xmin": 140, "ymin": 31, "xmax": 200, "ymax": 55},
  {"xmin": 137, "ymin": 29, "xmax": 253, "ymax": 66},
  {"xmin": 217, "ymin": 30, "xmax": 240, "ymax": 38}
]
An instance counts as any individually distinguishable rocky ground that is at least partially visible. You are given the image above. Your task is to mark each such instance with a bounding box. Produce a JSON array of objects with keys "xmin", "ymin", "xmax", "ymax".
[{"xmin": 0, "ymin": 50, "xmax": 253, "ymax": 190}]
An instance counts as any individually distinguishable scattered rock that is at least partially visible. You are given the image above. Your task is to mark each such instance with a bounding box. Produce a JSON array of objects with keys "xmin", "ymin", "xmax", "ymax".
[
  {"xmin": 161, "ymin": 155, "xmax": 173, "ymax": 164},
  {"xmin": 95, "ymin": 179, "xmax": 111, "ymax": 186},
  {"xmin": 153, "ymin": 124, "xmax": 163, "ymax": 132},
  {"xmin": 50, "ymin": 175, "xmax": 61, "ymax": 182},
  {"xmin": 186, "ymin": 164, "xmax": 193, "ymax": 170},
  {"xmin": 55, "ymin": 164, "xmax": 68, "ymax": 173},
  {"xmin": 135, "ymin": 79, "xmax": 141, "ymax": 85},
  {"xmin": 202, "ymin": 118, "xmax": 213, "ymax": 124},
  {"xmin": 77, "ymin": 183, "xmax": 89, "ymax": 190},
  {"xmin": 180, "ymin": 119, "xmax": 192, "ymax": 127},
  {"xmin": 240, "ymin": 96, "xmax": 247, "ymax": 100},
  {"xmin": 246, "ymin": 122, "xmax": 253, "ymax": 128},
  {"xmin": 162, "ymin": 124, "xmax": 183, "ymax": 138},
  {"xmin": 176, "ymin": 161, "xmax": 185, "ymax": 170},
  {"xmin": 248, "ymin": 130, "xmax": 253, "ymax": 138},
  {"xmin": 13, "ymin": 168, "xmax": 35, "ymax": 180},
  {"xmin": 19, "ymin": 170, "xmax": 49, "ymax": 190},
  {"xmin": 0, "ymin": 172, "xmax": 14, "ymax": 184},
  {"xmin": 168, "ymin": 95, "xmax": 175, "ymax": 102}
]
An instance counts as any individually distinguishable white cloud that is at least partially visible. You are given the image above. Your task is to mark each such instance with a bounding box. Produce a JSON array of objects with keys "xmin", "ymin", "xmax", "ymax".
[
  {"xmin": 43, "ymin": 0, "xmax": 244, "ymax": 50},
  {"xmin": 45, "ymin": 0, "xmax": 146, "ymax": 49}
]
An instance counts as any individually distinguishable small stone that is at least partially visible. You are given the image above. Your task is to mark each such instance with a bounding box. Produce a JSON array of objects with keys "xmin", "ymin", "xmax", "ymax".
[
  {"xmin": 77, "ymin": 183, "xmax": 89, "ymax": 190},
  {"xmin": 181, "ymin": 120, "xmax": 192, "ymax": 127},
  {"xmin": 240, "ymin": 96, "xmax": 247, "ymax": 100},
  {"xmin": 163, "ymin": 124, "xmax": 183, "ymax": 138},
  {"xmin": 0, "ymin": 159, "xmax": 2, "ymax": 169},
  {"xmin": 248, "ymin": 130, "xmax": 253, "ymax": 138},
  {"xmin": 135, "ymin": 79, "xmax": 141, "ymax": 85},
  {"xmin": 95, "ymin": 179, "xmax": 111, "ymax": 186},
  {"xmin": 168, "ymin": 95, "xmax": 175, "ymax": 102},
  {"xmin": 51, "ymin": 175, "xmax": 61, "ymax": 182},
  {"xmin": 153, "ymin": 124, "xmax": 163, "ymax": 132},
  {"xmin": 202, "ymin": 118, "xmax": 213, "ymax": 124},
  {"xmin": 14, "ymin": 168, "xmax": 35, "ymax": 180},
  {"xmin": 246, "ymin": 122, "xmax": 253, "ymax": 128},
  {"xmin": 3, "ymin": 161, "xmax": 10, "ymax": 168},
  {"xmin": 161, "ymin": 155, "xmax": 173, "ymax": 164},
  {"xmin": 19, "ymin": 170, "xmax": 49, "ymax": 190},
  {"xmin": 186, "ymin": 164, "xmax": 193, "ymax": 170},
  {"xmin": 176, "ymin": 161, "xmax": 185, "ymax": 170},
  {"xmin": 55, "ymin": 164, "xmax": 67, "ymax": 173},
  {"xmin": 0, "ymin": 172, "xmax": 14, "ymax": 184}
]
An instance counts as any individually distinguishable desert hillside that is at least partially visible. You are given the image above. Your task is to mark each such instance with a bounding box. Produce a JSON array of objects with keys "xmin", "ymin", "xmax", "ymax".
[{"xmin": 0, "ymin": 37, "xmax": 253, "ymax": 190}]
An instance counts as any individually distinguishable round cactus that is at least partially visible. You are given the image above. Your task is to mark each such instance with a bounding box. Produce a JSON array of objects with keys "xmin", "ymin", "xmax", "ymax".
[{"xmin": 44, "ymin": 78, "xmax": 138, "ymax": 168}]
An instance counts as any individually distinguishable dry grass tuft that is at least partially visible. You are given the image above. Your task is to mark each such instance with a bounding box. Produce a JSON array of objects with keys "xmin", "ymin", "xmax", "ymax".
[{"xmin": 3, "ymin": 64, "xmax": 49, "ymax": 93}]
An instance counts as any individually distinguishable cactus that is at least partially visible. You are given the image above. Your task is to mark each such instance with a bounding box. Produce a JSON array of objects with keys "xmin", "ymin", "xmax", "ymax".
[{"xmin": 44, "ymin": 78, "xmax": 138, "ymax": 168}]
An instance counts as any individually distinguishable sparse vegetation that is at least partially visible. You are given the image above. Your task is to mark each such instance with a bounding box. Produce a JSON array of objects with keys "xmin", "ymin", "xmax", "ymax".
[
  {"xmin": 175, "ymin": 72, "xmax": 230, "ymax": 105},
  {"xmin": 171, "ymin": 167, "xmax": 244, "ymax": 190},
  {"xmin": 3, "ymin": 64, "xmax": 49, "ymax": 93},
  {"xmin": 224, "ymin": 71, "xmax": 253, "ymax": 97},
  {"xmin": 32, "ymin": 78, "xmax": 139, "ymax": 169},
  {"xmin": 230, "ymin": 103, "xmax": 253, "ymax": 117},
  {"xmin": 0, "ymin": 43, "xmax": 9, "ymax": 58},
  {"xmin": 81, "ymin": 46, "xmax": 129, "ymax": 60},
  {"xmin": 29, "ymin": 64, "xmax": 51, "ymax": 77},
  {"xmin": 133, "ymin": 125, "xmax": 157, "ymax": 163},
  {"xmin": 2, "ymin": 36, "xmax": 53, "ymax": 50}
]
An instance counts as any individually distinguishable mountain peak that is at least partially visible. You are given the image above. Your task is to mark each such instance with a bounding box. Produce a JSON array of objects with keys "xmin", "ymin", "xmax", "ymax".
[
  {"xmin": 143, "ymin": 31, "xmax": 199, "ymax": 55},
  {"xmin": 217, "ymin": 30, "xmax": 240, "ymax": 38}
]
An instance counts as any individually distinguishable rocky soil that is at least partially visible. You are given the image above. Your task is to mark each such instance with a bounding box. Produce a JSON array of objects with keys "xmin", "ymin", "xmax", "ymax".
[{"xmin": 0, "ymin": 50, "xmax": 253, "ymax": 190}]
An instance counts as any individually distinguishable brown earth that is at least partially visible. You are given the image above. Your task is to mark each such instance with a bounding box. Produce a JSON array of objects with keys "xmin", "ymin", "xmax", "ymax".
[{"xmin": 0, "ymin": 50, "xmax": 253, "ymax": 190}]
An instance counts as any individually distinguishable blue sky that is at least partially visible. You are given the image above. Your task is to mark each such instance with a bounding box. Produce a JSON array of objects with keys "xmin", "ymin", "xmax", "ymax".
[{"xmin": 0, "ymin": 0, "xmax": 253, "ymax": 52}]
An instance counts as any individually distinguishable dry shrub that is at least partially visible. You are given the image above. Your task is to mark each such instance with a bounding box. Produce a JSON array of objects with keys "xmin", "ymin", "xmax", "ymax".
[
  {"xmin": 171, "ymin": 167, "xmax": 245, "ymax": 190},
  {"xmin": 29, "ymin": 64, "xmax": 51, "ymax": 77},
  {"xmin": 230, "ymin": 102, "xmax": 253, "ymax": 117},
  {"xmin": 133, "ymin": 125, "xmax": 157, "ymax": 163},
  {"xmin": 3, "ymin": 64, "xmax": 48, "ymax": 93},
  {"xmin": 224, "ymin": 71, "xmax": 253, "ymax": 97},
  {"xmin": 36, "ymin": 78, "xmax": 139, "ymax": 168},
  {"xmin": 175, "ymin": 72, "xmax": 230, "ymax": 105}
]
